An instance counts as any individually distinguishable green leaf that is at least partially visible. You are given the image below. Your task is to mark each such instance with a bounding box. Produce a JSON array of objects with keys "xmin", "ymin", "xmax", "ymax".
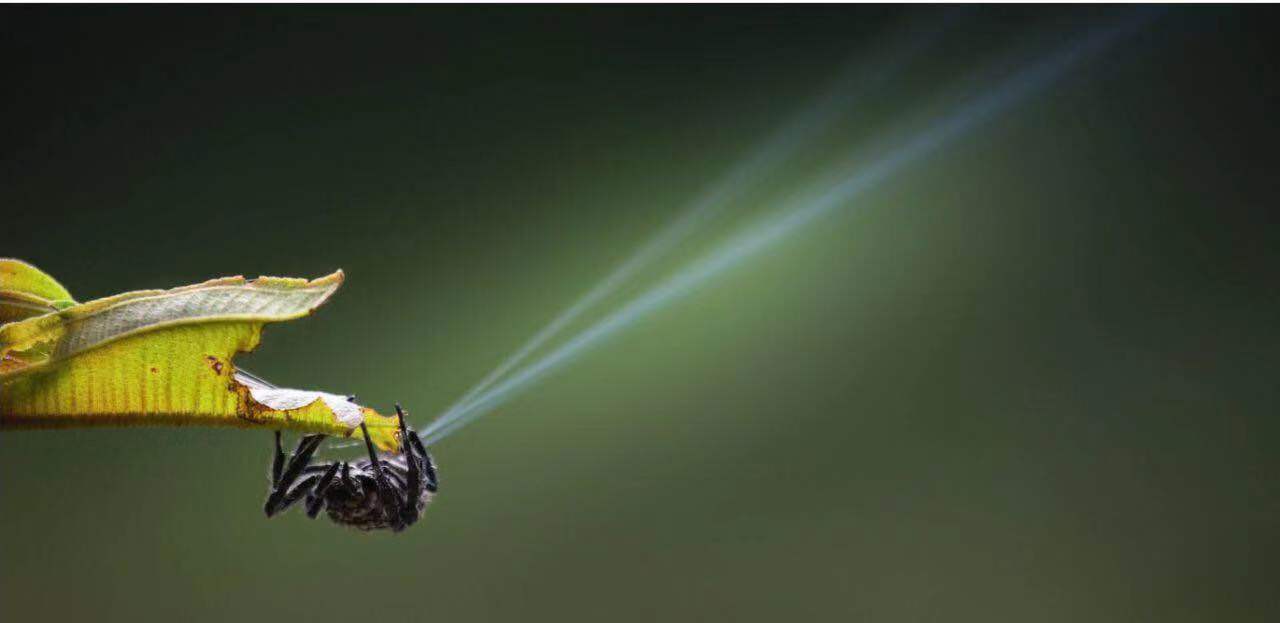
[
  {"xmin": 0, "ymin": 265, "xmax": 401, "ymax": 450},
  {"xmin": 0, "ymin": 258, "xmax": 75, "ymax": 324}
]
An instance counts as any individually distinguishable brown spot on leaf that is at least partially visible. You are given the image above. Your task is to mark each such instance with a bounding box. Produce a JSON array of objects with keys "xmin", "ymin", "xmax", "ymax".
[
  {"xmin": 206, "ymin": 355, "xmax": 224, "ymax": 375},
  {"xmin": 150, "ymin": 367, "xmax": 158, "ymax": 374}
]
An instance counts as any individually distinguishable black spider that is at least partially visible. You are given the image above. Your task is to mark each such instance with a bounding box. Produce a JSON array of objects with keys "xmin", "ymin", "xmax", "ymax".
[{"xmin": 263, "ymin": 405, "xmax": 438, "ymax": 531}]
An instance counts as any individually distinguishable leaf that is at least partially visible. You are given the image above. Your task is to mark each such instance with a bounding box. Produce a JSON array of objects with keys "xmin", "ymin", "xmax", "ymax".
[
  {"xmin": 0, "ymin": 258, "xmax": 75, "ymax": 324},
  {"xmin": 0, "ymin": 267, "xmax": 401, "ymax": 450}
]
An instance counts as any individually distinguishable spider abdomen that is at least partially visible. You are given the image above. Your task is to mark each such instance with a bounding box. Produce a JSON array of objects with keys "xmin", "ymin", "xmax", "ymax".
[
  {"xmin": 323, "ymin": 460, "xmax": 434, "ymax": 531},
  {"xmin": 325, "ymin": 486, "xmax": 398, "ymax": 531}
]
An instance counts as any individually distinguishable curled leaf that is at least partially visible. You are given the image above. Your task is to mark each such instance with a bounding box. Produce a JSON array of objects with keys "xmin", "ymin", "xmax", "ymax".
[
  {"xmin": 0, "ymin": 267, "xmax": 401, "ymax": 450},
  {"xmin": 0, "ymin": 259, "xmax": 74, "ymax": 324}
]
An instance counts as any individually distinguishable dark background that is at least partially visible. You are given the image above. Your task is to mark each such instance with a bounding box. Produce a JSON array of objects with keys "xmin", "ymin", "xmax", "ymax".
[{"xmin": 2, "ymin": 6, "xmax": 1277, "ymax": 622}]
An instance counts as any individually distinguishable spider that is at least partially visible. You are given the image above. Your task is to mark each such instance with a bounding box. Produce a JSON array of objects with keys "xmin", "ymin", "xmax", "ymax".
[{"xmin": 263, "ymin": 405, "xmax": 438, "ymax": 531}]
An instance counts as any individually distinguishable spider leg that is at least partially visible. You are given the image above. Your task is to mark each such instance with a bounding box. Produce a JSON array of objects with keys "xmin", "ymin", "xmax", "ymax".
[
  {"xmin": 377, "ymin": 464, "xmax": 408, "ymax": 489},
  {"xmin": 264, "ymin": 434, "xmax": 326, "ymax": 517},
  {"xmin": 413, "ymin": 434, "xmax": 439, "ymax": 493},
  {"xmin": 271, "ymin": 431, "xmax": 285, "ymax": 486},
  {"xmin": 268, "ymin": 474, "xmax": 322, "ymax": 516},
  {"xmin": 305, "ymin": 462, "xmax": 342, "ymax": 519},
  {"xmin": 340, "ymin": 461, "xmax": 355, "ymax": 490},
  {"xmin": 402, "ymin": 429, "xmax": 439, "ymax": 494},
  {"xmin": 396, "ymin": 405, "xmax": 422, "ymax": 527},
  {"xmin": 361, "ymin": 422, "xmax": 402, "ymax": 525}
]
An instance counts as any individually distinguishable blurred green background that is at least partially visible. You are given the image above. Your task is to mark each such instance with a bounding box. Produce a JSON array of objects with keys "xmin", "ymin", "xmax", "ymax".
[{"xmin": 2, "ymin": 6, "xmax": 1277, "ymax": 622}]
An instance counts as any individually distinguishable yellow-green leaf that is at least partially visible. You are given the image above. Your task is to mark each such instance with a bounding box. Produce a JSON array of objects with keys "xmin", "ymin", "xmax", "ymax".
[
  {"xmin": 0, "ymin": 268, "xmax": 401, "ymax": 450},
  {"xmin": 0, "ymin": 258, "xmax": 75, "ymax": 324}
]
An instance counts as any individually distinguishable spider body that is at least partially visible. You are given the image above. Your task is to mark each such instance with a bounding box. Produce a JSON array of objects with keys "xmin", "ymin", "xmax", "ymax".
[
  {"xmin": 264, "ymin": 405, "xmax": 438, "ymax": 532},
  {"xmin": 321, "ymin": 453, "xmax": 433, "ymax": 530}
]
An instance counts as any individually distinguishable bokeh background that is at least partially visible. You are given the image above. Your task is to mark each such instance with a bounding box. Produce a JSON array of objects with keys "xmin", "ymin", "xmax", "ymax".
[{"xmin": 2, "ymin": 6, "xmax": 1277, "ymax": 622}]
